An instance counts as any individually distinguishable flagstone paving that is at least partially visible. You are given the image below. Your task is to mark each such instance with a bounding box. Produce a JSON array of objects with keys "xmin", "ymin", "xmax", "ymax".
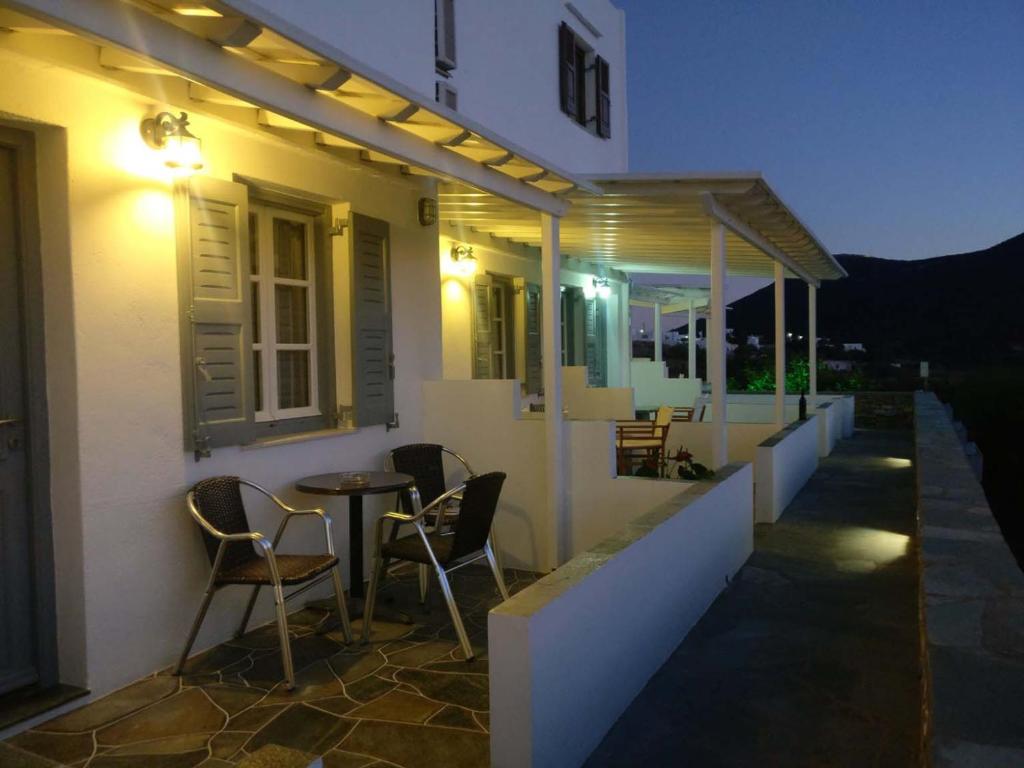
[
  {"xmin": 585, "ymin": 429, "xmax": 924, "ymax": 767},
  {"xmin": 3, "ymin": 567, "xmax": 536, "ymax": 768}
]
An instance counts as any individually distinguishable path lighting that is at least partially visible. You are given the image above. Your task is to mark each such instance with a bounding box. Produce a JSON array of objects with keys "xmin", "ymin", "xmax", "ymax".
[
  {"xmin": 140, "ymin": 111, "xmax": 204, "ymax": 174},
  {"xmin": 449, "ymin": 244, "xmax": 478, "ymax": 276}
]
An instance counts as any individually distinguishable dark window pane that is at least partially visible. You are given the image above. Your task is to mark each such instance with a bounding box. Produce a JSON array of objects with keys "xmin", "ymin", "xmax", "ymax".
[
  {"xmin": 277, "ymin": 350, "xmax": 310, "ymax": 409},
  {"xmin": 275, "ymin": 285, "xmax": 309, "ymax": 343},
  {"xmin": 251, "ymin": 281, "xmax": 260, "ymax": 343},
  {"xmin": 248, "ymin": 212, "xmax": 259, "ymax": 275},
  {"xmin": 273, "ymin": 218, "xmax": 307, "ymax": 279},
  {"xmin": 253, "ymin": 350, "xmax": 262, "ymax": 412}
]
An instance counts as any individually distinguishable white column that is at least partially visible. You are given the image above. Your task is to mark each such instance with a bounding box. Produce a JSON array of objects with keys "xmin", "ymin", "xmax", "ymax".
[
  {"xmin": 540, "ymin": 213, "xmax": 565, "ymax": 569},
  {"xmin": 808, "ymin": 283, "xmax": 817, "ymax": 408},
  {"xmin": 652, "ymin": 302, "xmax": 662, "ymax": 363},
  {"xmin": 619, "ymin": 281, "xmax": 631, "ymax": 386},
  {"xmin": 687, "ymin": 298, "xmax": 697, "ymax": 380},
  {"xmin": 774, "ymin": 261, "xmax": 786, "ymax": 427},
  {"xmin": 710, "ymin": 223, "xmax": 728, "ymax": 469}
]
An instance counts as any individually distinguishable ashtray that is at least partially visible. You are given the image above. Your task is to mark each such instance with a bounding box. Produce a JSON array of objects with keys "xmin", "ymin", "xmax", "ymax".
[{"xmin": 337, "ymin": 471, "xmax": 370, "ymax": 488}]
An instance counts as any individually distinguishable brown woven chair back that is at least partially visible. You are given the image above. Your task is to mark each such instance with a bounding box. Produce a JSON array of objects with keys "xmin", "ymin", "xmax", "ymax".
[
  {"xmin": 390, "ymin": 443, "xmax": 448, "ymax": 513},
  {"xmin": 190, "ymin": 476, "xmax": 257, "ymax": 573},
  {"xmin": 448, "ymin": 472, "xmax": 506, "ymax": 561}
]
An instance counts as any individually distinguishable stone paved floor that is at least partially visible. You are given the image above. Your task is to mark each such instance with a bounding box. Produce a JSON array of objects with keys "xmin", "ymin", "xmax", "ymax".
[
  {"xmin": 586, "ymin": 429, "xmax": 924, "ymax": 767},
  {"xmin": 2, "ymin": 566, "xmax": 536, "ymax": 768}
]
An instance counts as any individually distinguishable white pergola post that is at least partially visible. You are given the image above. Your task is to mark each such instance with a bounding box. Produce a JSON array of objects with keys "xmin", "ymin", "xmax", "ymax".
[
  {"xmin": 710, "ymin": 223, "xmax": 728, "ymax": 469},
  {"xmin": 540, "ymin": 213, "xmax": 565, "ymax": 569},
  {"xmin": 774, "ymin": 261, "xmax": 786, "ymax": 427},
  {"xmin": 808, "ymin": 283, "xmax": 817, "ymax": 408},
  {"xmin": 620, "ymin": 281, "xmax": 631, "ymax": 386},
  {"xmin": 687, "ymin": 298, "xmax": 697, "ymax": 380},
  {"xmin": 652, "ymin": 302, "xmax": 662, "ymax": 363}
]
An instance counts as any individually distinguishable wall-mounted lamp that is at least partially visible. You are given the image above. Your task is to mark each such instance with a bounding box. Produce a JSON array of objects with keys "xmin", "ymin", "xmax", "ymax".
[
  {"xmin": 449, "ymin": 244, "xmax": 478, "ymax": 276},
  {"xmin": 140, "ymin": 111, "xmax": 203, "ymax": 174},
  {"xmin": 582, "ymin": 276, "xmax": 612, "ymax": 300},
  {"xmin": 418, "ymin": 197, "xmax": 437, "ymax": 226}
]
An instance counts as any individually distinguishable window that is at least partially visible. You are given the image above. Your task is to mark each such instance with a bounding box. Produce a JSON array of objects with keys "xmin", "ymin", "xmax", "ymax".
[
  {"xmin": 435, "ymin": 0, "xmax": 456, "ymax": 73},
  {"xmin": 558, "ymin": 21, "xmax": 611, "ymax": 139},
  {"xmin": 436, "ymin": 80, "xmax": 458, "ymax": 111},
  {"xmin": 248, "ymin": 204, "xmax": 319, "ymax": 422},
  {"xmin": 472, "ymin": 273, "xmax": 516, "ymax": 380},
  {"xmin": 176, "ymin": 177, "xmax": 394, "ymax": 457}
]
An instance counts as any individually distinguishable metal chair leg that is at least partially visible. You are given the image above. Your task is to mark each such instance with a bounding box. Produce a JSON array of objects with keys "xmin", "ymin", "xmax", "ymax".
[
  {"xmin": 435, "ymin": 564, "xmax": 474, "ymax": 660},
  {"xmin": 488, "ymin": 530, "xmax": 507, "ymax": 584},
  {"xmin": 418, "ymin": 563, "xmax": 430, "ymax": 605},
  {"xmin": 484, "ymin": 541, "xmax": 511, "ymax": 602},
  {"xmin": 236, "ymin": 585, "xmax": 261, "ymax": 638},
  {"xmin": 330, "ymin": 565, "xmax": 353, "ymax": 644},
  {"xmin": 175, "ymin": 586, "xmax": 216, "ymax": 675},
  {"xmin": 361, "ymin": 553, "xmax": 387, "ymax": 644},
  {"xmin": 271, "ymin": 583, "xmax": 295, "ymax": 689}
]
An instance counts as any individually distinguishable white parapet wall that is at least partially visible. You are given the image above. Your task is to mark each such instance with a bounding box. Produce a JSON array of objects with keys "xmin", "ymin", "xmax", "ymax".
[
  {"xmin": 562, "ymin": 366, "xmax": 635, "ymax": 421},
  {"xmin": 489, "ymin": 463, "xmax": 754, "ymax": 768},
  {"xmin": 839, "ymin": 395, "xmax": 855, "ymax": 437},
  {"xmin": 629, "ymin": 360, "xmax": 702, "ymax": 408},
  {"xmin": 666, "ymin": 421, "xmax": 777, "ymax": 468},
  {"xmin": 754, "ymin": 416, "xmax": 819, "ymax": 524},
  {"xmin": 423, "ymin": 379, "xmax": 691, "ymax": 572},
  {"xmin": 817, "ymin": 401, "xmax": 841, "ymax": 458}
]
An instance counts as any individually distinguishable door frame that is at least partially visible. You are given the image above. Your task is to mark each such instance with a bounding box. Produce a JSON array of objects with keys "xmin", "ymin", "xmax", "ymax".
[{"xmin": 0, "ymin": 125, "xmax": 58, "ymax": 690}]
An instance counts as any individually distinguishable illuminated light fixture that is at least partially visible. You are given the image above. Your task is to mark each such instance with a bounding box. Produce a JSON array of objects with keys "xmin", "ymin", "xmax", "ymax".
[
  {"xmin": 140, "ymin": 111, "xmax": 204, "ymax": 174},
  {"xmin": 583, "ymin": 277, "xmax": 611, "ymax": 300},
  {"xmin": 417, "ymin": 197, "xmax": 437, "ymax": 226},
  {"xmin": 449, "ymin": 244, "xmax": 477, "ymax": 276}
]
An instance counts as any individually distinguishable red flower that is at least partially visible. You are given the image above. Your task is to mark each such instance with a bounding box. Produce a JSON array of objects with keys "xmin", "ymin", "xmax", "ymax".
[{"xmin": 674, "ymin": 448, "xmax": 694, "ymax": 463}]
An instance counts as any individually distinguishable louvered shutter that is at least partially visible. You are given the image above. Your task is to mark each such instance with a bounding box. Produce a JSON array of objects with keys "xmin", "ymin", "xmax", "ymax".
[
  {"xmin": 558, "ymin": 22, "xmax": 577, "ymax": 117},
  {"xmin": 175, "ymin": 177, "xmax": 255, "ymax": 456},
  {"xmin": 472, "ymin": 274, "xmax": 494, "ymax": 379},
  {"xmin": 584, "ymin": 297, "xmax": 608, "ymax": 387},
  {"xmin": 524, "ymin": 283, "xmax": 543, "ymax": 394},
  {"xmin": 351, "ymin": 213, "xmax": 395, "ymax": 427},
  {"xmin": 596, "ymin": 55, "xmax": 611, "ymax": 138}
]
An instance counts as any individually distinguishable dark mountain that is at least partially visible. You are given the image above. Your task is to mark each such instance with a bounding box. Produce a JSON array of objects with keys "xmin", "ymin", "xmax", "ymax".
[{"xmin": 723, "ymin": 232, "xmax": 1024, "ymax": 365}]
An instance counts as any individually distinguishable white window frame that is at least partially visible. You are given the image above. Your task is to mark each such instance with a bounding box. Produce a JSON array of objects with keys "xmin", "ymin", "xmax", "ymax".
[{"xmin": 250, "ymin": 203, "xmax": 320, "ymax": 422}]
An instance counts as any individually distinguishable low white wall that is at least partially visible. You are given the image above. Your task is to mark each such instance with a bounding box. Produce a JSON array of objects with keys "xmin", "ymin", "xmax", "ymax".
[
  {"xmin": 563, "ymin": 366, "xmax": 634, "ymax": 421},
  {"xmin": 423, "ymin": 379, "xmax": 690, "ymax": 571},
  {"xmin": 754, "ymin": 416, "xmax": 819, "ymax": 524},
  {"xmin": 489, "ymin": 463, "xmax": 754, "ymax": 768},
  {"xmin": 666, "ymin": 421, "xmax": 777, "ymax": 468},
  {"xmin": 629, "ymin": 360, "xmax": 702, "ymax": 408},
  {"xmin": 816, "ymin": 402, "xmax": 840, "ymax": 458},
  {"xmin": 839, "ymin": 395, "xmax": 855, "ymax": 437}
]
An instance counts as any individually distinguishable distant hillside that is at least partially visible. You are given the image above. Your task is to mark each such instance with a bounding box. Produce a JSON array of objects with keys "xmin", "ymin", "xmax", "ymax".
[{"xmin": 723, "ymin": 232, "xmax": 1024, "ymax": 365}]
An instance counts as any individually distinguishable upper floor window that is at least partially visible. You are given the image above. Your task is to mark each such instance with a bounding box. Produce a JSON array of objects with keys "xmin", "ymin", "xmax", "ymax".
[
  {"xmin": 435, "ymin": 0, "xmax": 456, "ymax": 73},
  {"xmin": 558, "ymin": 22, "xmax": 611, "ymax": 139}
]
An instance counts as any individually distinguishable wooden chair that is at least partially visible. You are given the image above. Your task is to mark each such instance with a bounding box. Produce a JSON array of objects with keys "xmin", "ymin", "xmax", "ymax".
[
  {"xmin": 175, "ymin": 476, "xmax": 352, "ymax": 690},
  {"xmin": 616, "ymin": 405, "xmax": 673, "ymax": 476}
]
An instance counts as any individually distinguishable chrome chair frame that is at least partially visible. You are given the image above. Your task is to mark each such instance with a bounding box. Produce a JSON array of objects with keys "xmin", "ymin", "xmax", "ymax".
[
  {"xmin": 174, "ymin": 479, "xmax": 353, "ymax": 690},
  {"xmin": 361, "ymin": 485, "xmax": 509, "ymax": 660},
  {"xmin": 384, "ymin": 445, "xmax": 505, "ymax": 604}
]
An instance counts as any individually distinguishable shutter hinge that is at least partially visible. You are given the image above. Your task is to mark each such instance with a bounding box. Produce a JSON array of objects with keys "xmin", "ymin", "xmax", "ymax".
[
  {"xmin": 329, "ymin": 218, "xmax": 348, "ymax": 237},
  {"xmin": 187, "ymin": 304, "xmax": 196, "ymax": 322},
  {"xmin": 386, "ymin": 412, "xmax": 400, "ymax": 432},
  {"xmin": 193, "ymin": 431, "xmax": 211, "ymax": 462}
]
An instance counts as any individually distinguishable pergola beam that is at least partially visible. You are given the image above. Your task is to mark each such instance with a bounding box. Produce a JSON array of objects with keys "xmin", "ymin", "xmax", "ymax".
[{"xmin": 701, "ymin": 192, "xmax": 819, "ymax": 287}]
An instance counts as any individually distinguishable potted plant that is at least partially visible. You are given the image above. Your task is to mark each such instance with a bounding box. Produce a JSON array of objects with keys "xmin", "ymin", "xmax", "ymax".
[{"xmin": 669, "ymin": 447, "xmax": 714, "ymax": 480}]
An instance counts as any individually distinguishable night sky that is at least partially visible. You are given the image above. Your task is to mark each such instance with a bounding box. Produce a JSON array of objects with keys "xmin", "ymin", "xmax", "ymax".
[{"xmin": 612, "ymin": 0, "xmax": 1024, "ymax": 261}]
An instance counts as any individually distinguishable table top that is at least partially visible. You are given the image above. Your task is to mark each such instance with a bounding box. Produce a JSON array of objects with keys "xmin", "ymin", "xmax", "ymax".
[{"xmin": 294, "ymin": 471, "xmax": 414, "ymax": 496}]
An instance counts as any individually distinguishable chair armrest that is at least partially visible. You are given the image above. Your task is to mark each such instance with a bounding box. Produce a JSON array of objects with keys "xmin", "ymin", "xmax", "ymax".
[{"xmin": 382, "ymin": 483, "xmax": 465, "ymax": 524}]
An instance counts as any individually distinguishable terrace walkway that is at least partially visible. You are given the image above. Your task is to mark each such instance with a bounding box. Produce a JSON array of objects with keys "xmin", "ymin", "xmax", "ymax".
[{"xmin": 586, "ymin": 429, "xmax": 924, "ymax": 767}]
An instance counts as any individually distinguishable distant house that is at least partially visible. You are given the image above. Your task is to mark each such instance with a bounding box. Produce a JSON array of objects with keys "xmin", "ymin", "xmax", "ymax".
[
  {"xmin": 747, "ymin": 334, "xmax": 762, "ymax": 348},
  {"xmin": 664, "ymin": 330, "xmax": 685, "ymax": 345},
  {"xmin": 843, "ymin": 342, "xmax": 866, "ymax": 353},
  {"xmin": 824, "ymin": 360, "xmax": 855, "ymax": 372}
]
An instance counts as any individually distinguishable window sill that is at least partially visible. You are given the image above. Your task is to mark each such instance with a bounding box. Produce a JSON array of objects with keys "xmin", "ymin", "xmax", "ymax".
[{"xmin": 243, "ymin": 426, "xmax": 360, "ymax": 451}]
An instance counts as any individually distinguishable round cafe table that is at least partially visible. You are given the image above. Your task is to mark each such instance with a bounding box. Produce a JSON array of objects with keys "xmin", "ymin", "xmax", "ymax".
[{"xmin": 294, "ymin": 471, "xmax": 414, "ymax": 609}]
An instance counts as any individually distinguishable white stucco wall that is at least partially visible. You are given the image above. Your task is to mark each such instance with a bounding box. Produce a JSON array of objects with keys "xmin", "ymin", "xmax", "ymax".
[
  {"xmin": 489, "ymin": 463, "xmax": 753, "ymax": 768},
  {"xmin": 754, "ymin": 417, "xmax": 819, "ymax": 524},
  {"xmin": 0, "ymin": 48, "xmax": 444, "ymax": 697},
  {"xmin": 247, "ymin": 0, "xmax": 629, "ymax": 174},
  {"xmin": 629, "ymin": 360, "xmax": 703, "ymax": 408}
]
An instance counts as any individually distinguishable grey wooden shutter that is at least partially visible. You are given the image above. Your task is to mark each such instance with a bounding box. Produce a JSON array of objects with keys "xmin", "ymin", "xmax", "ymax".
[
  {"xmin": 596, "ymin": 55, "xmax": 611, "ymax": 138},
  {"xmin": 175, "ymin": 176, "xmax": 255, "ymax": 456},
  {"xmin": 351, "ymin": 213, "xmax": 394, "ymax": 427},
  {"xmin": 472, "ymin": 273, "xmax": 494, "ymax": 379},
  {"xmin": 558, "ymin": 22, "xmax": 577, "ymax": 116},
  {"xmin": 525, "ymin": 282, "xmax": 543, "ymax": 394},
  {"xmin": 584, "ymin": 298, "xmax": 608, "ymax": 387}
]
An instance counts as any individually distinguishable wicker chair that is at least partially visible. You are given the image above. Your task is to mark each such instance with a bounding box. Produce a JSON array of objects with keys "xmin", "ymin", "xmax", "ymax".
[
  {"xmin": 175, "ymin": 476, "xmax": 352, "ymax": 689},
  {"xmin": 362, "ymin": 472, "xmax": 509, "ymax": 660},
  {"xmin": 385, "ymin": 443, "xmax": 504, "ymax": 603}
]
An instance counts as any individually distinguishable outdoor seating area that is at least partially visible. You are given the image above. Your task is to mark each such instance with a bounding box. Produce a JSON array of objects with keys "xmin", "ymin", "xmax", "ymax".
[{"xmin": 3, "ymin": 565, "xmax": 536, "ymax": 767}]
